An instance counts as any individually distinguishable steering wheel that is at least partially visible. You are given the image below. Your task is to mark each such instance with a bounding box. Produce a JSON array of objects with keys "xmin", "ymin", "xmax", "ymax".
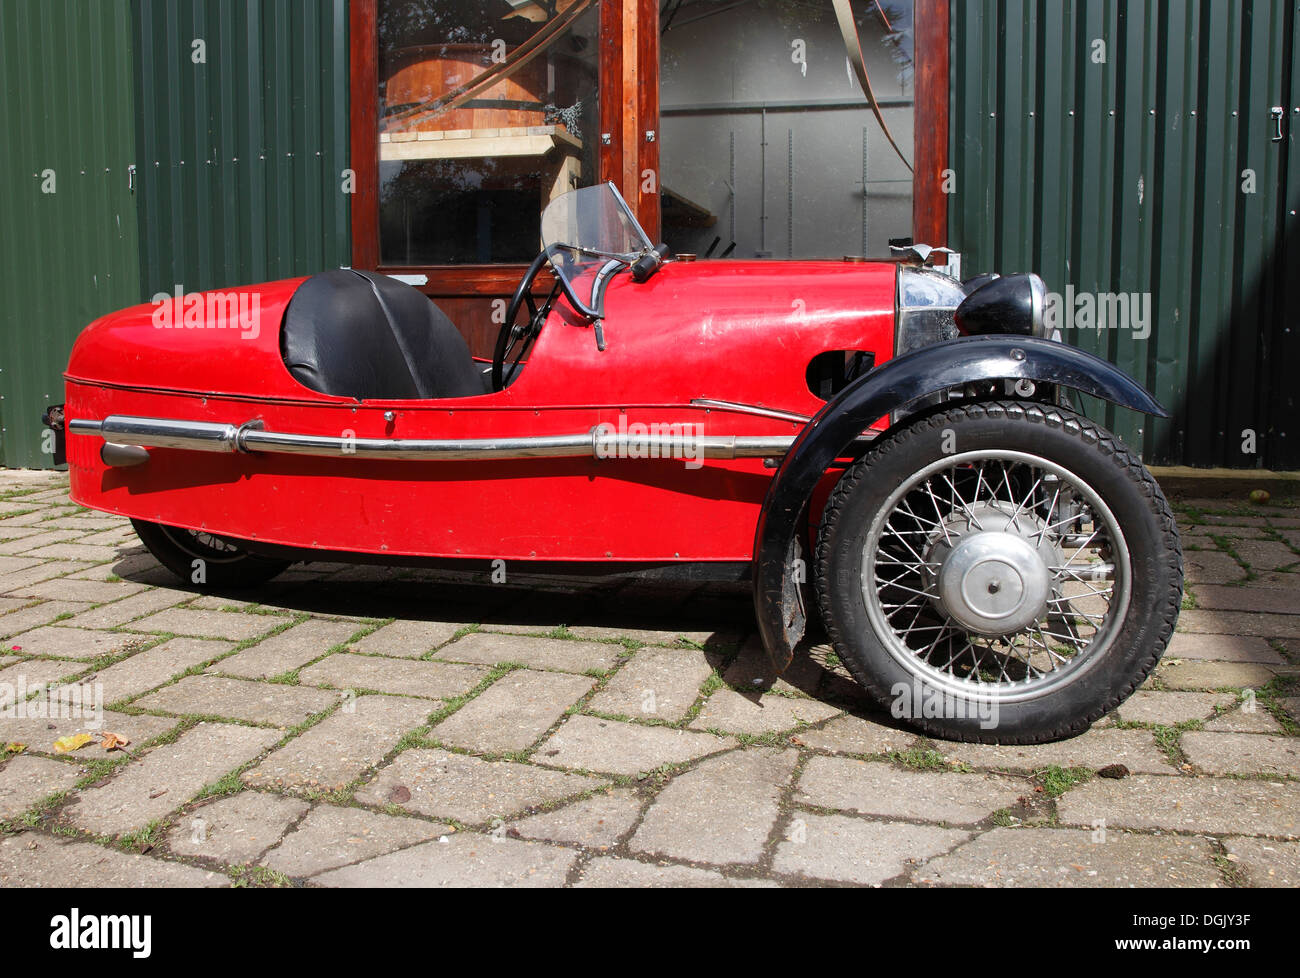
[{"xmin": 492, "ymin": 250, "xmax": 558, "ymax": 392}]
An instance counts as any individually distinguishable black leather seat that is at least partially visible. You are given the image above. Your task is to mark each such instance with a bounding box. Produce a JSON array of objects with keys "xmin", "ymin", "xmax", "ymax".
[{"xmin": 280, "ymin": 269, "xmax": 489, "ymax": 400}]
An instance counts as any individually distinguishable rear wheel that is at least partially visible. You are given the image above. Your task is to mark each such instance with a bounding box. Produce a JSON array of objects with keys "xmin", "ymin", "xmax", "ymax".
[
  {"xmin": 815, "ymin": 401, "xmax": 1182, "ymax": 744},
  {"xmin": 131, "ymin": 519, "xmax": 290, "ymax": 589}
]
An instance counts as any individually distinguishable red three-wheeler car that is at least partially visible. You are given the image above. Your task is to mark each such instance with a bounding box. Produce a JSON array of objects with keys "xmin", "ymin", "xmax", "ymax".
[{"xmin": 52, "ymin": 183, "xmax": 1182, "ymax": 743}]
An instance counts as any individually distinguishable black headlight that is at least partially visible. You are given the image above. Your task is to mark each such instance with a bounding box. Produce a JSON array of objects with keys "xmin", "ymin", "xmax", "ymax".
[{"xmin": 954, "ymin": 274, "xmax": 1048, "ymax": 338}]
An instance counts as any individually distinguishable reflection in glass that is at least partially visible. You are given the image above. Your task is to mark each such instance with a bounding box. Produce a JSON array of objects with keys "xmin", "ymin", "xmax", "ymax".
[
  {"xmin": 378, "ymin": 0, "xmax": 599, "ymax": 266},
  {"xmin": 659, "ymin": 0, "xmax": 916, "ymax": 260}
]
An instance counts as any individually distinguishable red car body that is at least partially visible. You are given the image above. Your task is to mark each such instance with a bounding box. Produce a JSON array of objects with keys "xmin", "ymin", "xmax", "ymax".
[{"xmin": 64, "ymin": 261, "xmax": 894, "ymax": 564}]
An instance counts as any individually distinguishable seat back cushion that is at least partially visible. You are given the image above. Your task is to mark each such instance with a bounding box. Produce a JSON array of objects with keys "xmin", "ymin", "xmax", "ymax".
[{"xmin": 281, "ymin": 269, "xmax": 487, "ymax": 401}]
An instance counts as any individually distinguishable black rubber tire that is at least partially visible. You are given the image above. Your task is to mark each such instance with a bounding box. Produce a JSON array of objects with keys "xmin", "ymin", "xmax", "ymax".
[
  {"xmin": 815, "ymin": 401, "xmax": 1183, "ymax": 744},
  {"xmin": 131, "ymin": 519, "xmax": 290, "ymax": 589}
]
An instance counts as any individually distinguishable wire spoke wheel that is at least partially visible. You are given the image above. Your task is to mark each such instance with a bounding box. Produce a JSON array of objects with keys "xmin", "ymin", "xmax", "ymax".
[
  {"xmin": 815, "ymin": 402, "xmax": 1182, "ymax": 744},
  {"xmin": 865, "ymin": 450, "xmax": 1130, "ymax": 703},
  {"xmin": 131, "ymin": 519, "xmax": 290, "ymax": 588}
]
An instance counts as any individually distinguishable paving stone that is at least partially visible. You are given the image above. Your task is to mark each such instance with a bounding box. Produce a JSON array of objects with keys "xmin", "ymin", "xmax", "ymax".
[
  {"xmin": 797, "ymin": 756, "xmax": 1026, "ymax": 825},
  {"xmin": 217, "ymin": 620, "xmax": 359, "ymax": 679},
  {"xmin": 355, "ymin": 748, "xmax": 602, "ymax": 824},
  {"xmin": 167, "ymin": 791, "xmax": 309, "ymax": 864},
  {"xmin": 1182, "ymin": 732, "xmax": 1300, "ymax": 777},
  {"xmin": 68, "ymin": 722, "xmax": 282, "ymax": 836},
  {"xmin": 913, "ymin": 827, "xmax": 1220, "ymax": 887},
  {"xmin": 262, "ymin": 804, "xmax": 447, "ymax": 878},
  {"xmin": 1203, "ymin": 705, "xmax": 1285, "ymax": 733},
  {"xmin": 243, "ymin": 695, "xmax": 433, "ymax": 791},
  {"xmin": 507, "ymin": 789, "xmax": 642, "ymax": 849},
  {"xmin": 566, "ymin": 625, "xmax": 730, "ymax": 647},
  {"xmin": 4, "ymin": 626, "xmax": 150, "ymax": 661},
  {"xmin": 73, "ymin": 638, "xmax": 231, "ymax": 703},
  {"xmin": 23, "ymin": 543, "xmax": 124, "ymax": 562},
  {"xmin": 0, "ymin": 657, "xmax": 91, "ymax": 694},
  {"xmin": 1114, "ymin": 690, "xmax": 1237, "ymax": 725},
  {"xmin": 0, "ymin": 603, "xmax": 94, "ymax": 638},
  {"xmin": 0, "ymin": 557, "xmax": 49, "ymax": 576},
  {"xmin": 298, "ymin": 653, "xmax": 488, "ymax": 700},
  {"xmin": 313, "ymin": 832, "xmax": 576, "ymax": 887},
  {"xmin": 64, "ymin": 588, "xmax": 187, "ymax": 628},
  {"xmin": 432, "ymin": 670, "xmax": 594, "ymax": 753},
  {"xmin": 0, "ymin": 530, "xmax": 82, "ymax": 555},
  {"xmin": 1165, "ymin": 632, "xmax": 1285, "ymax": 664},
  {"xmin": 0, "ymin": 710, "xmax": 178, "ymax": 757},
  {"xmin": 1194, "ymin": 585, "xmax": 1300, "ymax": 617},
  {"xmin": 1059, "ymin": 775, "xmax": 1300, "ymax": 838},
  {"xmin": 1278, "ymin": 697, "xmax": 1300, "ymax": 720},
  {"xmin": 1183, "ymin": 551, "xmax": 1248, "ymax": 586},
  {"xmin": 575, "ymin": 857, "xmax": 776, "ymax": 888},
  {"xmin": 689, "ymin": 689, "xmax": 841, "ymax": 736},
  {"xmin": 1156, "ymin": 660, "xmax": 1278, "ymax": 691},
  {"xmin": 0, "ymin": 754, "xmax": 82, "ymax": 819},
  {"xmin": 0, "ymin": 834, "xmax": 225, "ymax": 887},
  {"xmin": 721, "ymin": 637, "xmax": 824, "ymax": 697},
  {"xmin": 435, "ymin": 631, "xmax": 623, "ymax": 674},
  {"xmin": 134, "ymin": 675, "xmax": 340, "ymax": 726},
  {"xmin": 1178, "ymin": 609, "xmax": 1300, "ymax": 639},
  {"xmin": 352, "ymin": 619, "xmax": 467, "ymax": 658},
  {"xmin": 773, "ymin": 814, "xmax": 969, "ymax": 885},
  {"xmin": 126, "ymin": 607, "xmax": 292, "ymax": 641},
  {"xmin": 535, "ymin": 715, "xmax": 734, "ymax": 776},
  {"xmin": 0, "ymin": 563, "xmax": 97, "ymax": 594},
  {"xmin": 587, "ymin": 646, "xmax": 714, "ymax": 721},
  {"xmin": 792, "ymin": 713, "xmax": 922, "ymax": 755},
  {"xmin": 631, "ymin": 748, "xmax": 797, "ymax": 865},
  {"xmin": 1222, "ymin": 837, "xmax": 1300, "ymax": 888},
  {"xmin": 186, "ymin": 595, "xmax": 257, "ymax": 611},
  {"xmin": 940, "ymin": 728, "xmax": 1175, "ymax": 774},
  {"xmin": 1233, "ymin": 541, "xmax": 1298, "ymax": 571},
  {"xmin": 0, "ymin": 597, "xmax": 28, "ymax": 615},
  {"xmin": 10, "ymin": 578, "xmax": 147, "ymax": 604}
]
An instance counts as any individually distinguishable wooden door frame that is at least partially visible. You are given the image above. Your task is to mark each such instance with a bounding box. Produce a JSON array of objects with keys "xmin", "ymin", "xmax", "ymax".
[{"xmin": 348, "ymin": 0, "xmax": 949, "ymax": 285}]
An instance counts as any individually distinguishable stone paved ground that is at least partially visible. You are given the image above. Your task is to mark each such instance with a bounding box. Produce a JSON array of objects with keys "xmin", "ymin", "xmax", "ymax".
[{"xmin": 1, "ymin": 468, "xmax": 1298, "ymax": 887}]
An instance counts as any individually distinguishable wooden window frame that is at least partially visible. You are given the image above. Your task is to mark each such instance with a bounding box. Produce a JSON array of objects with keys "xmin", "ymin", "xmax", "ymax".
[{"xmin": 349, "ymin": 0, "xmax": 949, "ymax": 290}]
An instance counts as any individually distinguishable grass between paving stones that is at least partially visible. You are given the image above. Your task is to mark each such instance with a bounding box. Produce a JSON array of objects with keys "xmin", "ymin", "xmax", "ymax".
[
  {"xmin": 261, "ymin": 623, "xmax": 383, "ymax": 686},
  {"xmin": 1208, "ymin": 534, "xmax": 1255, "ymax": 581},
  {"xmin": 1035, "ymin": 765, "xmax": 1093, "ymax": 798},
  {"xmin": 888, "ymin": 746, "xmax": 972, "ymax": 773},
  {"xmin": 1251, "ymin": 676, "xmax": 1299, "ymax": 736},
  {"xmin": 229, "ymin": 865, "xmax": 293, "ymax": 888}
]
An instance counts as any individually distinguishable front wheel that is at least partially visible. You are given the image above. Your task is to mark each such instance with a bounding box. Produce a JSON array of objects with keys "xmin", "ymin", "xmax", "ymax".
[
  {"xmin": 815, "ymin": 401, "xmax": 1182, "ymax": 744},
  {"xmin": 131, "ymin": 520, "xmax": 290, "ymax": 589}
]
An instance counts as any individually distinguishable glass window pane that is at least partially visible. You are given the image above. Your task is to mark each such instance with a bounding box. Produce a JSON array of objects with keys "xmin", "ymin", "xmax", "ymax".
[
  {"xmin": 660, "ymin": 0, "xmax": 915, "ymax": 259},
  {"xmin": 378, "ymin": 0, "xmax": 600, "ymax": 266}
]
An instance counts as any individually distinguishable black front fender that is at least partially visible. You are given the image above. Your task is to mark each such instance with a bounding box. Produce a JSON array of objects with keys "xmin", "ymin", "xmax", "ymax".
[{"xmin": 752, "ymin": 334, "xmax": 1166, "ymax": 674}]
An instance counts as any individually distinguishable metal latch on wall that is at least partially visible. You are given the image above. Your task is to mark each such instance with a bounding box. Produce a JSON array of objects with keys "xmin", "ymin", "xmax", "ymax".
[
  {"xmin": 128, "ymin": 164, "xmax": 137, "ymax": 192},
  {"xmin": 1272, "ymin": 107, "xmax": 1285, "ymax": 143}
]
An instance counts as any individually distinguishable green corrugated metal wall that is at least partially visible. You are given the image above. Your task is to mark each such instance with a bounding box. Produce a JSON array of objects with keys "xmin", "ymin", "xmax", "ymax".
[
  {"xmin": 0, "ymin": 0, "xmax": 352, "ymax": 469},
  {"xmin": 0, "ymin": 0, "xmax": 141, "ymax": 469},
  {"xmin": 950, "ymin": 0, "xmax": 1299, "ymax": 469},
  {"xmin": 132, "ymin": 0, "xmax": 352, "ymax": 296}
]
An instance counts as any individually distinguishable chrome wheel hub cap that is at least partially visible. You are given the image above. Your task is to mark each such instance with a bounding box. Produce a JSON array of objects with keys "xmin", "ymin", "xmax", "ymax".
[
  {"xmin": 935, "ymin": 531, "xmax": 1049, "ymax": 635},
  {"xmin": 924, "ymin": 503, "xmax": 1061, "ymax": 637}
]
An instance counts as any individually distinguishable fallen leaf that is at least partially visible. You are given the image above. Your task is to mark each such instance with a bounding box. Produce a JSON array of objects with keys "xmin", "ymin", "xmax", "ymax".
[
  {"xmin": 389, "ymin": 785, "xmax": 411, "ymax": 804},
  {"xmin": 52, "ymin": 733, "xmax": 94, "ymax": 754},
  {"xmin": 99, "ymin": 732, "xmax": 131, "ymax": 751},
  {"xmin": 1097, "ymin": 764, "xmax": 1130, "ymax": 780},
  {"xmin": 3, "ymin": 742, "xmax": 26, "ymax": 754}
]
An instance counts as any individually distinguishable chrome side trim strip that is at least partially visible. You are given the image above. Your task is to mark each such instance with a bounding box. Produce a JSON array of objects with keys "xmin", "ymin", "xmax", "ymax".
[
  {"xmin": 71, "ymin": 415, "xmax": 806, "ymax": 463},
  {"xmin": 690, "ymin": 399, "xmax": 812, "ymax": 424}
]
